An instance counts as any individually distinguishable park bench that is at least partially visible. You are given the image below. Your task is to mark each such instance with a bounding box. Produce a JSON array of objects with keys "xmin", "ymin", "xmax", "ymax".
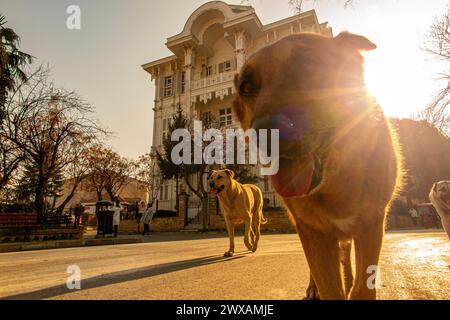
[
  {"xmin": 0, "ymin": 213, "xmax": 82, "ymax": 242},
  {"xmin": 44, "ymin": 214, "xmax": 73, "ymax": 227},
  {"xmin": 0, "ymin": 212, "xmax": 39, "ymax": 241}
]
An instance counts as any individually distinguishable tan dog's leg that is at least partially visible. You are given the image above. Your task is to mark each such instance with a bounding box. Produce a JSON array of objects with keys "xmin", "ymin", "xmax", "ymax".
[
  {"xmin": 252, "ymin": 216, "xmax": 261, "ymax": 252},
  {"xmin": 250, "ymin": 227, "xmax": 255, "ymax": 248},
  {"xmin": 349, "ymin": 219, "xmax": 384, "ymax": 300},
  {"xmin": 244, "ymin": 217, "xmax": 254, "ymax": 251},
  {"xmin": 340, "ymin": 240, "xmax": 354, "ymax": 298},
  {"xmin": 224, "ymin": 217, "xmax": 235, "ymax": 257},
  {"xmin": 296, "ymin": 220, "xmax": 346, "ymax": 300}
]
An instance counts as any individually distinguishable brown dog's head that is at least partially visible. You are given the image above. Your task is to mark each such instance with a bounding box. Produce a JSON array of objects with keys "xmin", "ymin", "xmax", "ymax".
[
  {"xmin": 208, "ymin": 169, "xmax": 235, "ymax": 197},
  {"xmin": 233, "ymin": 32, "xmax": 376, "ymax": 198}
]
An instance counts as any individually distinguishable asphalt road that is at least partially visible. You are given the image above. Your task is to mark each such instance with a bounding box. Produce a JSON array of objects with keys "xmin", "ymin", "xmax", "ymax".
[{"xmin": 0, "ymin": 231, "xmax": 449, "ymax": 300}]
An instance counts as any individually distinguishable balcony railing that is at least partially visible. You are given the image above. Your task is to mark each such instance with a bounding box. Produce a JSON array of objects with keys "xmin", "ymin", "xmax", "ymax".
[{"xmin": 191, "ymin": 71, "xmax": 236, "ymax": 90}]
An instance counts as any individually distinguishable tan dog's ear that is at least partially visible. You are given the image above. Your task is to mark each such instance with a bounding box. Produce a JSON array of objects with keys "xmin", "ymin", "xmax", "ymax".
[
  {"xmin": 207, "ymin": 171, "xmax": 214, "ymax": 179},
  {"xmin": 335, "ymin": 32, "xmax": 377, "ymax": 51},
  {"xmin": 224, "ymin": 169, "xmax": 235, "ymax": 179},
  {"xmin": 432, "ymin": 182, "xmax": 438, "ymax": 193}
]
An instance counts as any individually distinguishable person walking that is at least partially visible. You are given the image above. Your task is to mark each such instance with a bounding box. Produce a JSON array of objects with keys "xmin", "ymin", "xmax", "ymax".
[
  {"xmin": 113, "ymin": 199, "xmax": 122, "ymax": 238},
  {"xmin": 141, "ymin": 203, "xmax": 153, "ymax": 236},
  {"xmin": 135, "ymin": 201, "xmax": 143, "ymax": 233},
  {"xmin": 409, "ymin": 207, "xmax": 419, "ymax": 227}
]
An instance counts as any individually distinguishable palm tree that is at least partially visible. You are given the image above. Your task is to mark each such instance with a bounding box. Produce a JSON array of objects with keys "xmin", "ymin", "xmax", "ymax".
[{"xmin": 0, "ymin": 14, "xmax": 33, "ymax": 118}]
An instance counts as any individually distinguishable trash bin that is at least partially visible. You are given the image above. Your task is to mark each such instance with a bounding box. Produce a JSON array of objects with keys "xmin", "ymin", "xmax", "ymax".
[{"xmin": 96, "ymin": 201, "xmax": 114, "ymax": 237}]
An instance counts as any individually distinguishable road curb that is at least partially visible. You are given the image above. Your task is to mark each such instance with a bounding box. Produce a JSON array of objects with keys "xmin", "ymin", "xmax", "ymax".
[{"xmin": 0, "ymin": 237, "xmax": 143, "ymax": 253}]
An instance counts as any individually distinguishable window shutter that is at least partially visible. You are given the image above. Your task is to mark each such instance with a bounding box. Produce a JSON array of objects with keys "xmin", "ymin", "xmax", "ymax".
[
  {"xmin": 176, "ymin": 70, "xmax": 182, "ymax": 95},
  {"xmin": 173, "ymin": 72, "xmax": 178, "ymax": 95},
  {"xmin": 158, "ymin": 77, "xmax": 164, "ymax": 99},
  {"xmin": 231, "ymin": 59, "xmax": 236, "ymax": 71},
  {"xmin": 219, "ymin": 63, "xmax": 224, "ymax": 74}
]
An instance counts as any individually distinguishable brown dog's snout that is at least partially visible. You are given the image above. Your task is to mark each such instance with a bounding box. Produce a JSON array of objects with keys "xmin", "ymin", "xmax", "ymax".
[
  {"xmin": 251, "ymin": 106, "xmax": 311, "ymax": 143},
  {"xmin": 251, "ymin": 114, "xmax": 272, "ymax": 131}
]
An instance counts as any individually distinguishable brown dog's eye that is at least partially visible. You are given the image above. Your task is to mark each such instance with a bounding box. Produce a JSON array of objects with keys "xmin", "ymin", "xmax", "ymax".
[{"xmin": 239, "ymin": 72, "xmax": 260, "ymax": 97}]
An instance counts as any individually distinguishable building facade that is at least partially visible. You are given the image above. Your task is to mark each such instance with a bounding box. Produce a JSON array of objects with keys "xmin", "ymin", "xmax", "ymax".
[{"xmin": 142, "ymin": 1, "xmax": 332, "ymax": 217}]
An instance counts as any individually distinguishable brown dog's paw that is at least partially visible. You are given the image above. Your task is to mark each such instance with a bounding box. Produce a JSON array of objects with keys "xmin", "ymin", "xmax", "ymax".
[
  {"xmin": 224, "ymin": 251, "xmax": 234, "ymax": 257},
  {"xmin": 304, "ymin": 285, "xmax": 320, "ymax": 300}
]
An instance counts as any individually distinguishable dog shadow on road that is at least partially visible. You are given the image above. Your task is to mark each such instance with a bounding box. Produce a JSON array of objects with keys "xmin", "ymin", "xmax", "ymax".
[{"xmin": 2, "ymin": 254, "xmax": 247, "ymax": 300}]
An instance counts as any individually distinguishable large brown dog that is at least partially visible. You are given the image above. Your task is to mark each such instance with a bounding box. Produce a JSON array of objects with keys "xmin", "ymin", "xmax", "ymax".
[
  {"xmin": 233, "ymin": 32, "xmax": 402, "ymax": 300},
  {"xmin": 208, "ymin": 169, "xmax": 266, "ymax": 257}
]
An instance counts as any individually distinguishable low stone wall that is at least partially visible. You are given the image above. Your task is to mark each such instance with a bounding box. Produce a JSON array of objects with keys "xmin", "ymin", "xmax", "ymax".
[
  {"xmin": 209, "ymin": 209, "xmax": 296, "ymax": 233},
  {"xmin": 151, "ymin": 216, "xmax": 185, "ymax": 232},
  {"xmin": 118, "ymin": 217, "xmax": 185, "ymax": 234}
]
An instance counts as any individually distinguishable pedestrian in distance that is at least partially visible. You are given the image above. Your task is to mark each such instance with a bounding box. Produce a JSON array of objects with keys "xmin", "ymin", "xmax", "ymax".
[
  {"xmin": 141, "ymin": 203, "xmax": 153, "ymax": 236},
  {"xmin": 113, "ymin": 199, "xmax": 122, "ymax": 238}
]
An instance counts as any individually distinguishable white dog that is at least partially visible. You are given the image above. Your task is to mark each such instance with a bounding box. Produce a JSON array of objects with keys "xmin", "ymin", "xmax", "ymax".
[{"xmin": 429, "ymin": 181, "xmax": 450, "ymax": 239}]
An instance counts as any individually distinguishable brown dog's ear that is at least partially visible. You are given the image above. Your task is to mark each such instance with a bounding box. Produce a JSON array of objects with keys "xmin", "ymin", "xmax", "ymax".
[
  {"xmin": 335, "ymin": 32, "xmax": 377, "ymax": 52},
  {"xmin": 207, "ymin": 171, "xmax": 214, "ymax": 179},
  {"xmin": 224, "ymin": 169, "xmax": 235, "ymax": 179}
]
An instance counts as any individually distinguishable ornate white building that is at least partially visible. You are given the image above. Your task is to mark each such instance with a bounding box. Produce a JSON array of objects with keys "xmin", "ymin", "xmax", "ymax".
[{"xmin": 142, "ymin": 1, "xmax": 332, "ymax": 214}]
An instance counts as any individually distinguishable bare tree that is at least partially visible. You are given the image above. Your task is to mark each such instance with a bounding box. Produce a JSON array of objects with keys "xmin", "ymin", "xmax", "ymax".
[
  {"xmin": 419, "ymin": 5, "xmax": 450, "ymax": 136},
  {"xmin": 85, "ymin": 146, "xmax": 131, "ymax": 202},
  {"xmin": 133, "ymin": 153, "xmax": 155, "ymax": 201},
  {"xmin": 0, "ymin": 67, "xmax": 107, "ymax": 221},
  {"xmin": 53, "ymin": 136, "xmax": 92, "ymax": 215}
]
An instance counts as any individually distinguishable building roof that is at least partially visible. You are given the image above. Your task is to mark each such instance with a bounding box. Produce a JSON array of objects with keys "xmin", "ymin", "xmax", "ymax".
[{"xmin": 142, "ymin": 1, "xmax": 330, "ymax": 74}]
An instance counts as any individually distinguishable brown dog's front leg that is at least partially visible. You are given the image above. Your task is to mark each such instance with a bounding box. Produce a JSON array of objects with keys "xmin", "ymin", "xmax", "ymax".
[
  {"xmin": 296, "ymin": 221, "xmax": 346, "ymax": 300},
  {"xmin": 224, "ymin": 218, "xmax": 235, "ymax": 257},
  {"xmin": 304, "ymin": 273, "xmax": 320, "ymax": 300},
  {"xmin": 350, "ymin": 220, "xmax": 384, "ymax": 300},
  {"xmin": 340, "ymin": 239, "xmax": 354, "ymax": 298}
]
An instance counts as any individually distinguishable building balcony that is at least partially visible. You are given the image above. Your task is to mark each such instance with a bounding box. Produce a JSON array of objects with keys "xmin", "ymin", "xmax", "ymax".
[
  {"xmin": 191, "ymin": 70, "xmax": 236, "ymax": 90},
  {"xmin": 191, "ymin": 70, "xmax": 237, "ymax": 104}
]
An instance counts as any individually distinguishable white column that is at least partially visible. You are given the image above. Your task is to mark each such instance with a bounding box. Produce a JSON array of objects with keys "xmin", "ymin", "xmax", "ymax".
[
  {"xmin": 234, "ymin": 30, "xmax": 246, "ymax": 71},
  {"xmin": 183, "ymin": 46, "xmax": 195, "ymax": 117}
]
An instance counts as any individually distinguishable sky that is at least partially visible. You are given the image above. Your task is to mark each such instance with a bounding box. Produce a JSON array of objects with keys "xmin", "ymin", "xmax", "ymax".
[{"xmin": 1, "ymin": 0, "xmax": 448, "ymax": 159}]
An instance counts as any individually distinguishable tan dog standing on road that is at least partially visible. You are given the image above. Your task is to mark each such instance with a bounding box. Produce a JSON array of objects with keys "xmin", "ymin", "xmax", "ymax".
[
  {"xmin": 430, "ymin": 181, "xmax": 450, "ymax": 239},
  {"xmin": 208, "ymin": 169, "xmax": 267, "ymax": 257},
  {"xmin": 233, "ymin": 32, "xmax": 402, "ymax": 299}
]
